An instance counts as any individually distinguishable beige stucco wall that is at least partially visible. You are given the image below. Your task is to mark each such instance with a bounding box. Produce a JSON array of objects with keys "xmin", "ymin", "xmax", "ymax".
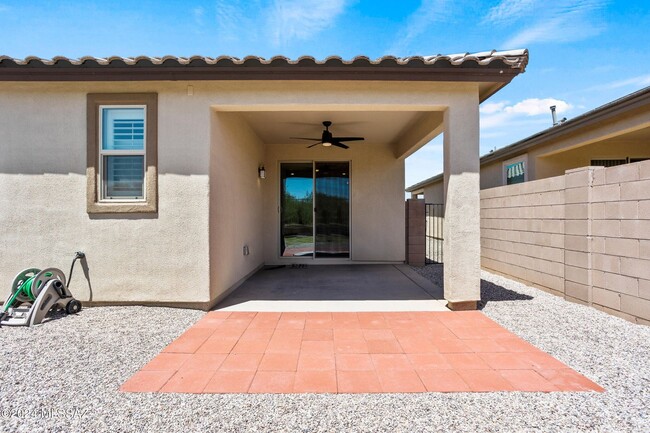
[
  {"xmin": 209, "ymin": 112, "xmax": 265, "ymax": 302},
  {"xmin": 0, "ymin": 82, "xmax": 211, "ymax": 304},
  {"xmin": 480, "ymin": 160, "xmax": 505, "ymax": 189},
  {"xmin": 423, "ymin": 181, "xmax": 444, "ymax": 203},
  {"xmin": 536, "ymin": 141, "xmax": 650, "ymax": 179}
]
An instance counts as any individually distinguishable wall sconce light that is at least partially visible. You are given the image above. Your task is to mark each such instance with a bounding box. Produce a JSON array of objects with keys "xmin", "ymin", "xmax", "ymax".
[{"xmin": 258, "ymin": 165, "xmax": 266, "ymax": 179}]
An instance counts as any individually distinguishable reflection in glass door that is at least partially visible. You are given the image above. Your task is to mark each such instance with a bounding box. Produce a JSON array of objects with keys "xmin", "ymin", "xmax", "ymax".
[
  {"xmin": 315, "ymin": 162, "xmax": 349, "ymax": 258},
  {"xmin": 280, "ymin": 162, "xmax": 350, "ymax": 259},
  {"xmin": 280, "ymin": 163, "xmax": 314, "ymax": 257}
]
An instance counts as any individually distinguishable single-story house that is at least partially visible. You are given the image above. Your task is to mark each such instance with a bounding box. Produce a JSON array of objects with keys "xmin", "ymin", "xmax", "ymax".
[
  {"xmin": 407, "ymin": 86, "xmax": 650, "ymax": 202},
  {"xmin": 0, "ymin": 50, "xmax": 528, "ymax": 310}
]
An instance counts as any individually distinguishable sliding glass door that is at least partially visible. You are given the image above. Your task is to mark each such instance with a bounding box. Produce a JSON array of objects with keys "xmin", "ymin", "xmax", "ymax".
[
  {"xmin": 315, "ymin": 162, "xmax": 349, "ymax": 258},
  {"xmin": 280, "ymin": 162, "xmax": 350, "ymax": 259},
  {"xmin": 280, "ymin": 163, "xmax": 314, "ymax": 257}
]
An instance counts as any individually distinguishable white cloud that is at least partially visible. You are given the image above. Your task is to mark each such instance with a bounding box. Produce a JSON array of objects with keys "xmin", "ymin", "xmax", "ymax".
[
  {"xmin": 480, "ymin": 101, "xmax": 508, "ymax": 114},
  {"xmin": 266, "ymin": 0, "xmax": 348, "ymax": 47},
  {"xmin": 576, "ymin": 74, "xmax": 650, "ymax": 94},
  {"xmin": 215, "ymin": 0, "xmax": 255, "ymax": 43},
  {"xmin": 193, "ymin": 6, "xmax": 205, "ymax": 26},
  {"xmin": 602, "ymin": 74, "xmax": 650, "ymax": 90},
  {"xmin": 505, "ymin": 14, "xmax": 603, "ymax": 47},
  {"xmin": 505, "ymin": 98, "xmax": 571, "ymax": 116},
  {"xmin": 213, "ymin": 0, "xmax": 349, "ymax": 48},
  {"xmin": 486, "ymin": 0, "xmax": 608, "ymax": 48},
  {"xmin": 481, "ymin": 98, "xmax": 572, "ymax": 129},
  {"xmin": 485, "ymin": 0, "xmax": 539, "ymax": 24},
  {"xmin": 481, "ymin": 130, "xmax": 510, "ymax": 140},
  {"xmin": 388, "ymin": 0, "xmax": 450, "ymax": 54}
]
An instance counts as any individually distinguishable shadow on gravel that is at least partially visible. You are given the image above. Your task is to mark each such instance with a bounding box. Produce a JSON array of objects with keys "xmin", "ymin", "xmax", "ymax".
[
  {"xmin": 416, "ymin": 264, "xmax": 533, "ymax": 309},
  {"xmin": 479, "ymin": 279, "xmax": 534, "ymax": 309}
]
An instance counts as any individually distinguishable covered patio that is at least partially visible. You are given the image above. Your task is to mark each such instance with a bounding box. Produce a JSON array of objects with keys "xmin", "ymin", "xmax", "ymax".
[{"xmin": 207, "ymin": 51, "xmax": 531, "ymax": 311}]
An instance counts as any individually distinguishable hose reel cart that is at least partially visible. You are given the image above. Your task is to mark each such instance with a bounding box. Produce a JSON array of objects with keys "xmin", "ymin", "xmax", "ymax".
[{"xmin": 0, "ymin": 252, "xmax": 84, "ymax": 326}]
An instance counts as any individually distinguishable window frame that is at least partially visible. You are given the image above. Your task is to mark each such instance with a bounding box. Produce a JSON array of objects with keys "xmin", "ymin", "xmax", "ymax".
[
  {"xmin": 87, "ymin": 93, "xmax": 157, "ymax": 214},
  {"xmin": 98, "ymin": 104, "xmax": 147, "ymax": 202},
  {"xmin": 502, "ymin": 154, "xmax": 528, "ymax": 186}
]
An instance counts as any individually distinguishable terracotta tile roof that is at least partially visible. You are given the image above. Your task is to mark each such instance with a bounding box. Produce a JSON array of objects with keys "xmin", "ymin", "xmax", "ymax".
[
  {"xmin": 0, "ymin": 50, "xmax": 528, "ymax": 70},
  {"xmin": 0, "ymin": 50, "xmax": 528, "ymax": 103}
]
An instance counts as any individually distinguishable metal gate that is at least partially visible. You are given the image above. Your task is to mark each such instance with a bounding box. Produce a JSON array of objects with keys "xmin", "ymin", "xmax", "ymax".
[{"xmin": 425, "ymin": 203, "xmax": 444, "ymax": 264}]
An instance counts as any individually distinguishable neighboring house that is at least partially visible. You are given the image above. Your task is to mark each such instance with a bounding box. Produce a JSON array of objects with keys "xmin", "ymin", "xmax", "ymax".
[
  {"xmin": 406, "ymin": 87, "xmax": 650, "ymax": 325},
  {"xmin": 407, "ymin": 86, "xmax": 650, "ymax": 203},
  {"xmin": 0, "ymin": 51, "xmax": 528, "ymax": 310}
]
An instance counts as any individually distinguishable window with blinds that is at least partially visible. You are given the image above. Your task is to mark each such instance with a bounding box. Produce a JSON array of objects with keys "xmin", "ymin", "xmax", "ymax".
[
  {"xmin": 99, "ymin": 106, "xmax": 146, "ymax": 200},
  {"xmin": 591, "ymin": 157, "xmax": 649, "ymax": 167},
  {"xmin": 590, "ymin": 159, "xmax": 626, "ymax": 167}
]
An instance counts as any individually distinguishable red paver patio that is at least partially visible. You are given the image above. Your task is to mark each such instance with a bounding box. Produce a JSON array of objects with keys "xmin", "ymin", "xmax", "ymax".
[{"xmin": 120, "ymin": 311, "xmax": 604, "ymax": 394}]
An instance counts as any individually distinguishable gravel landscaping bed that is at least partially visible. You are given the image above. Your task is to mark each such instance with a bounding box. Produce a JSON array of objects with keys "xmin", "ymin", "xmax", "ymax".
[{"xmin": 1, "ymin": 266, "xmax": 649, "ymax": 433}]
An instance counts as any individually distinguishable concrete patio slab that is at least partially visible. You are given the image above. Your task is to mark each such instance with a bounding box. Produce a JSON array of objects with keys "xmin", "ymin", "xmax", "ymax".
[{"xmin": 216, "ymin": 264, "xmax": 448, "ymax": 312}]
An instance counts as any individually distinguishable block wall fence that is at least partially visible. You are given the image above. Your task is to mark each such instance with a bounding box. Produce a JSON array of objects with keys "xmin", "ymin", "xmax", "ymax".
[
  {"xmin": 480, "ymin": 161, "xmax": 650, "ymax": 325},
  {"xmin": 406, "ymin": 199, "xmax": 426, "ymax": 267}
]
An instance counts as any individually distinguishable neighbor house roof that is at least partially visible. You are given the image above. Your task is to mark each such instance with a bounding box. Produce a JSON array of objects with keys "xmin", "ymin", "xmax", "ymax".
[
  {"xmin": 0, "ymin": 50, "xmax": 528, "ymax": 101},
  {"xmin": 406, "ymin": 85, "xmax": 650, "ymax": 193}
]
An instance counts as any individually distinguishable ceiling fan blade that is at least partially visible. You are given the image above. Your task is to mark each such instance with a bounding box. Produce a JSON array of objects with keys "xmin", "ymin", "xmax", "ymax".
[
  {"xmin": 290, "ymin": 137, "xmax": 322, "ymax": 141},
  {"xmin": 332, "ymin": 141, "xmax": 349, "ymax": 149},
  {"xmin": 307, "ymin": 142, "xmax": 323, "ymax": 148},
  {"xmin": 332, "ymin": 136, "xmax": 364, "ymax": 142}
]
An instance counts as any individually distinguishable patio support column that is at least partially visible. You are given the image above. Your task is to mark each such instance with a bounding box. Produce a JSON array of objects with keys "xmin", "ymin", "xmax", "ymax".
[{"xmin": 443, "ymin": 100, "xmax": 481, "ymax": 310}]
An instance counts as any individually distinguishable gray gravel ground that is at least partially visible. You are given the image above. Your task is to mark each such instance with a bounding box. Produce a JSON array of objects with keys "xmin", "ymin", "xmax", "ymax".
[{"xmin": 1, "ymin": 265, "xmax": 648, "ymax": 433}]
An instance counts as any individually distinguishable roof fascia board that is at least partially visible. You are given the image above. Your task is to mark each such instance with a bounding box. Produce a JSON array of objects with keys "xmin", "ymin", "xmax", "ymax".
[
  {"xmin": 406, "ymin": 173, "xmax": 444, "ymax": 192},
  {"xmin": 0, "ymin": 66, "xmax": 521, "ymax": 83}
]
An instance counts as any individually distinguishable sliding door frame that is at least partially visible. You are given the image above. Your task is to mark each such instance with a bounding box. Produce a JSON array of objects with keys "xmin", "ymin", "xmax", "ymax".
[{"xmin": 278, "ymin": 160, "xmax": 352, "ymax": 261}]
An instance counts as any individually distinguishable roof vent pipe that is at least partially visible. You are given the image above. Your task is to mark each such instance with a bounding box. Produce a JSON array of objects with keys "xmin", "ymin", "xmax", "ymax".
[
  {"xmin": 550, "ymin": 105, "xmax": 558, "ymax": 126},
  {"xmin": 550, "ymin": 105, "xmax": 567, "ymax": 126}
]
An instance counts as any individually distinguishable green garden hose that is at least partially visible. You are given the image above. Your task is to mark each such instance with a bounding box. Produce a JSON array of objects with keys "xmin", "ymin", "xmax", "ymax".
[
  {"xmin": 2, "ymin": 288, "xmax": 23, "ymax": 313},
  {"xmin": 2, "ymin": 272, "xmax": 52, "ymax": 313},
  {"xmin": 1, "ymin": 259, "xmax": 80, "ymax": 326}
]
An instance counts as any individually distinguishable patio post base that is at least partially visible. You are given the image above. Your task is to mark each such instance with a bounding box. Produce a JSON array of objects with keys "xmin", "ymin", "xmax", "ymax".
[{"xmin": 446, "ymin": 300, "xmax": 478, "ymax": 311}]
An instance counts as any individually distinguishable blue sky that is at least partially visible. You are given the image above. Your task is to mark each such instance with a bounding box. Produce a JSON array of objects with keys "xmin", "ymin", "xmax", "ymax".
[{"xmin": 2, "ymin": 0, "xmax": 649, "ymax": 187}]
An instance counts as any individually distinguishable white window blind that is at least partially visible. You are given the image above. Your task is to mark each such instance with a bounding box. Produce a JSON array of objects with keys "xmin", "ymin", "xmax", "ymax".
[
  {"xmin": 100, "ymin": 106, "xmax": 146, "ymax": 200},
  {"xmin": 590, "ymin": 159, "xmax": 626, "ymax": 168},
  {"xmin": 103, "ymin": 155, "xmax": 145, "ymax": 198}
]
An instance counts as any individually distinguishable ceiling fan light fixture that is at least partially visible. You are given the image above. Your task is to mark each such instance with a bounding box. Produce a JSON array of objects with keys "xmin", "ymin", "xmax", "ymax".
[{"xmin": 290, "ymin": 121, "xmax": 364, "ymax": 150}]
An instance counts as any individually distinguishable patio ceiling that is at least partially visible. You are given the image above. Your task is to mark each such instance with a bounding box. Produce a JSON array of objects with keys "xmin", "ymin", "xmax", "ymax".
[{"xmin": 239, "ymin": 110, "xmax": 443, "ymax": 159}]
